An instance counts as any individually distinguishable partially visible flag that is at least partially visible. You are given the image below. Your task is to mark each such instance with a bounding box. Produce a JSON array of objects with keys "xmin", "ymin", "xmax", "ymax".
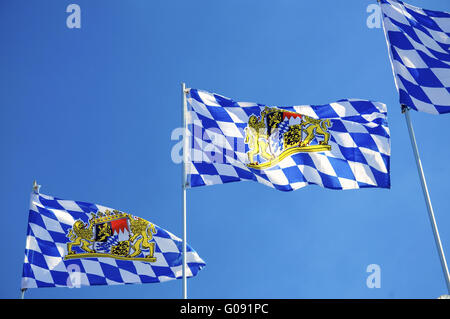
[
  {"xmin": 21, "ymin": 190, "xmax": 205, "ymax": 289},
  {"xmin": 186, "ymin": 89, "xmax": 390, "ymax": 192},
  {"xmin": 380, "ymin": 0, "xmax": 450, "ymax": 114}
]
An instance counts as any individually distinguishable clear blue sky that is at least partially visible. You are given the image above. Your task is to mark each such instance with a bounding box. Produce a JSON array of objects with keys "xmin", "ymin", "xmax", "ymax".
[{"xmin": 1, "ymin": 0, "xmax": 449, "ymax": 299}]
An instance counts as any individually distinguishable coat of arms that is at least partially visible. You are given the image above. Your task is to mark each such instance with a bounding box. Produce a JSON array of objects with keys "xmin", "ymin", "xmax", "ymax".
[
  {"xmin": 244, "ymin": 107, "xmax": 332, "ymax": 169},
  {"xmin": 64, "ymin": 210, "xmax": 157, "ymax": 262}
]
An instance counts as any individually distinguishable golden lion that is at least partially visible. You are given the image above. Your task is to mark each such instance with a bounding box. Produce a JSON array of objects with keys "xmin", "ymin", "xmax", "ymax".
[
  {"xmin": 128, "ymin": 217, "xmax": 157, "ymax": 258},
  {"xmin": 300, "ymin": 116, "xmax": 331, "ymax": 147},
  {"xmin": 245, "ymin": 114, "xmax": 274, "ymax": 165},
  {"xmin": 67, "ymin": 220, "xmax": 95, "ymax": 255}
]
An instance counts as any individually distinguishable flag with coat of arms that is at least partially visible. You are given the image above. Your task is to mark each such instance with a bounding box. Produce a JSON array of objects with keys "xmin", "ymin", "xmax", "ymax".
[
  {"xmin": 186, "ymin": 88, "xmax": 391, "ymax": 192},
  {"xmin": 21, "ymin": 189, "xmax": 205, "ymax": 289}
]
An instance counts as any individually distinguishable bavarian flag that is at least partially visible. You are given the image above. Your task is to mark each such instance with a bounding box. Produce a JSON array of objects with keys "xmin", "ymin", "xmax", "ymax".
[
  {"xmin": 380, "ymin": 0, "xmax": 450, "ymax": 114},
  {"xmin": 186, "ymin": 89, "xmax": 390, "ymax": 191},
  {"xmin": 21, "ymin": 189, "xmax": 205, "ymax": 288}
]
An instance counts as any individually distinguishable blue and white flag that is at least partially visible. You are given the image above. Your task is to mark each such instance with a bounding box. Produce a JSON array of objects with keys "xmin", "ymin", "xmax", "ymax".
[
  {"xmin": 186, "ymin": 89, "xmax": 390, "ymax": 192},
  {"xmin": 21, "ymin": 190, "xmax": 205, "ymax": 289},
  {"xmin": 380, "ymin": 0, "xmax": 450, "ymax": 114}
]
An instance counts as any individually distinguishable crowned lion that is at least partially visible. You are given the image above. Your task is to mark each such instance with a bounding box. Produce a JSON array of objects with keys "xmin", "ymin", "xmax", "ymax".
[
  {"xmin": 245, "ymin": 108, "xmax": 274, "ymax": 165},
  {"xmin": 127, "ymin": 217, "xmax": 157, "ymax": 258},
  {"xmin": 300, "ymin": 116, "xmax": 331, "ymax": 147},
  {"xmin": 66, "ymin": 220, "xmax": 95, "ymax": 255}
]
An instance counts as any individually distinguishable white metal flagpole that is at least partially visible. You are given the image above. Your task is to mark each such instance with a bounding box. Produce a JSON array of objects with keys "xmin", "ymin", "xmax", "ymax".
[
  {"xmin": 21, "ymin": 180, "xmax": 41, "ymax": 299},
  {"xmin": 181, "ymin": 82, "xmax": 188, "ymax": 299},
  {"xmin": 402, "ymin": 105, "xmax": 450, "ymax": 294}
]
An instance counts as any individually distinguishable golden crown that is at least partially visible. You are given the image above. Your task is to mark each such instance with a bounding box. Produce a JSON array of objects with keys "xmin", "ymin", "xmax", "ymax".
[{"xmin": 90, "ymin": 209, "xmax": 129, "ymax": 225}]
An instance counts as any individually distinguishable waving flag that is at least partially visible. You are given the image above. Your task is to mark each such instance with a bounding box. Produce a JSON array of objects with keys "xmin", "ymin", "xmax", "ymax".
[
  {"xmin": 21, "ymin": 190, "xmax": 205, "ymax": 289},
  {"xmin": 186, "ymin": 89, "xmax": 390, "ymax": 192},
  {"xmin": 380, "ymin": 0, "xmax": 450, "ymax": 114}
]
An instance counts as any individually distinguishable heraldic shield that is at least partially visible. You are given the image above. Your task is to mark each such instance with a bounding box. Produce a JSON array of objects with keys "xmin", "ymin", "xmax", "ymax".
[{"xmin": 65, "ymin": 210, "xmax": 157, "ymax": 262}]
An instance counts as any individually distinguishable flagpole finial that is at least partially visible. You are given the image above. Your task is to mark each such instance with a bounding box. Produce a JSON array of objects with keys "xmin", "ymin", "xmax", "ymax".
[
  {"xmin": 32, "ymin": 180, "xmax": 41, "ymax": 194},
  {"xmin": 401, "ymin": 104, "xmax": 409, "ymax": 114},
  {"xmin": 181, "ymin": 82, "xmax": 190, "ymax": 94}
]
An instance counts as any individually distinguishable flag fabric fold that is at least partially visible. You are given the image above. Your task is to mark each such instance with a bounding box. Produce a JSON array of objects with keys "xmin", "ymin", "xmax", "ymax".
[
  {"xmin": 21, "ymin": 191, "xmax": 205, "ymax": 289},
  {"xmin": 380, "ymin": 0, "xmax": 450, "ymax": 114},
  {"xmin": 186, "ymin": 88, "xmax": 390, "ymax": 192}
]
